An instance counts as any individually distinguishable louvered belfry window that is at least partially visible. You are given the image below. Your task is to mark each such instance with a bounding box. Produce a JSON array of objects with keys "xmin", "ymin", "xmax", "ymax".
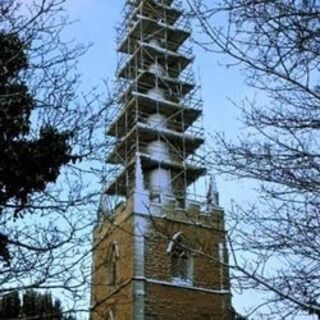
[{"xmin": 171, "ymin": 239, "xmax": 190, "ymax": 280}]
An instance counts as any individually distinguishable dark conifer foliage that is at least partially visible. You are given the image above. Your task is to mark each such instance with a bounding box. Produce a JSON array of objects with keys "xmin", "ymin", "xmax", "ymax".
[
  {"xmin": 0, "ymin": 291, "xmax": 20, "ymax": 319},
  {"xmin": 0, "ymin": 32, "xmax": 71, "ymax": 263},
  {"xmin": 0, "ymin": 290, "xmax": 76, "ymax": 320},
  {"xmin": 0, "ymin": 0, "xmax": 111, "ymax": 312}
]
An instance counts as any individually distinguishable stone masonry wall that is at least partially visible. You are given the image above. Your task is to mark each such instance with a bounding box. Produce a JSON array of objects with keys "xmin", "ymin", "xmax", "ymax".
[
  {"xmin": 144, "ymin": 210, "xmax": 230, "ymax": 290},
  {"xmin": 91, "ymin": 204, "xmax": 135, "ymax": 320},
  {"xmin": 145, "ymin": 282, "xmax": 232, "ymax": 320},
  {"xmin": 90, "ymin": 199, "xmax": 232, "ymax": 320}
]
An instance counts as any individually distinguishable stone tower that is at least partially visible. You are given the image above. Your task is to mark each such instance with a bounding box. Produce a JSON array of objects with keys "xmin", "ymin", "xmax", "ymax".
[{"xmin": 90, "ymin": 0, "xmax": 233, "ymax": 319}]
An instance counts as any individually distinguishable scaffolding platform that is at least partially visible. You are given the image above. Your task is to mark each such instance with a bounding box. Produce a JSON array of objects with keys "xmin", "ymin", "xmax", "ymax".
[
  {"xmin": 118, "ymin": 15, "xmax": 190, "ymax": 54},
  {"xmin": 105, "ymin": 154, "xmax": 206, "ymax": 196},
  {"xmin": 106, "ymin": 123, "xmax": 204, "ymax": 164},
  {"xmin": 105, "ymin": 0, "xmax": 207, "ymax": 209},
  {"xmin": 127, "ymin": 0, "xmax": 183, "ymax": 25},
  {"xmin": 106, "ymin": 92, "xmax": 202, "ymax": 137},
  {"xmin": 118, "ymin": 70, "xmax": 195, "ymax": 103},
  {"xmin": 118, "ymin": 41, "xmax": 193, "ymax": 79}
]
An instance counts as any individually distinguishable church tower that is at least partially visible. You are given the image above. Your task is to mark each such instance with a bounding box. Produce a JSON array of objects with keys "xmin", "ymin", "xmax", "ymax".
[{"xmin": 90, "ymin": 0, "xmax": 233, "ymax": 319}]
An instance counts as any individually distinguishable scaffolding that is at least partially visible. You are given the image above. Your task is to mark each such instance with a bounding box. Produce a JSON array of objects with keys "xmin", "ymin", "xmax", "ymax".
[{"xmin": 105, "ymin": 0, "xmax": 207, "ymax": 212}]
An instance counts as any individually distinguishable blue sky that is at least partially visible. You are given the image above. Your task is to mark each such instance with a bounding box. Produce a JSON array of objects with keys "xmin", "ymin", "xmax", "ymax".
[
  {"xmin": 61, "ymin": 0, "xmax": 260, "ymax": 315},
  {"xmin": 63, "ymin": 0, "xmax": 249, "ymax": 202},
  {"xmin": 58, "ymin": 1, "xmax": 316, "ymax": 318}
]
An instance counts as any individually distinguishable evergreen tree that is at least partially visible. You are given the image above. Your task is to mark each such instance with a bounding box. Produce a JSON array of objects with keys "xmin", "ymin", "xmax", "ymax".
[
  {"xmin": 0, "ymin": 291, "xmax": 20, "ymax": 319},
  {"xmin": 0, "ymin": 290, "xmax": 75, "ymax": 320},
  {"xmin": 0, "ymin": 32, "xmax": 72, "ymax": 263},
  {"xmin": 0, "ymin": 0, "xmax": 110, "ymax": 307}
]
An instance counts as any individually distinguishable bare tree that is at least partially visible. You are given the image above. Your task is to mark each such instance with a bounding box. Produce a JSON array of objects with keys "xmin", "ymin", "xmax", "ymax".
[
  {"xmin": 0, "ymin": 0, "xmax": 113, "ymax": 312},
  {"xmin": 186, "ymin": 0, "xmax": 320, "ymax": 318}
]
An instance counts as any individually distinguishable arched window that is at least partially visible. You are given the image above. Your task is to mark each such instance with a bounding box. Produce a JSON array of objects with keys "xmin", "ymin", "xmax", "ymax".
[
  {"xmin": 167, "ymin": 232, "xmax": 192, "ymax": 283},
  {"xmin": 107, "ymin": 242, "xmax": 120, "ymax": 289},
  {"xmin": 171, "ymin": 244, "xmax": 189, "ymax": 280}
]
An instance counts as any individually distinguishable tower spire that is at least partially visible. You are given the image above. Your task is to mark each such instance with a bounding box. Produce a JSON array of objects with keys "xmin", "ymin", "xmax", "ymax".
[
  {"xmin": 105, "ymin": 0, "xmax": 205, "ymax": 212},
  {"xmin": 91, "ymin": 2, "xmax": 233, "ymax": 319},
  {"xmin": 207, "ymin": 175, "xmax": 219, "ymax": 208}
]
